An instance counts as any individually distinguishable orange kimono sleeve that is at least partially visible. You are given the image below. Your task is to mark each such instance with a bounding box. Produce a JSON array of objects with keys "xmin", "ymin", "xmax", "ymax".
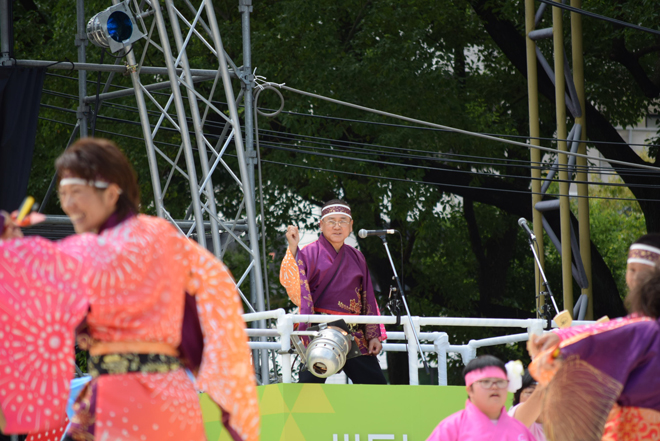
[
  {"xmin": 0, "ymin": 236, "xmax": 89, "ymax": 434},
  {"xmin": 279, "ymin": 247, "xmax": 301, "ymax": 307},
  {"xmin": 183, "ymin": 239, "xmax": 259, "ymax": 441}
]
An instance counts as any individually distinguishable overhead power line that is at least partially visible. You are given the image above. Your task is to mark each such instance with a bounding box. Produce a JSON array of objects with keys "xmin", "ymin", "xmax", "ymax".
[
  {"xmin": 256, "ymin": 129, "xmax": 660, "ymax": 178},
  {"xmin": 259, "ymin": 159, "xmax": 660, "ymax": 203},
  {"xmin": 40, "ymin": 88, "xmax": 658, "ymax": 179},
  {"xmin": 43, "ymin": 72, "xmax": 660, "ymax": 150},
  {"xmin": 39, "ymin": 94, "xmax": 660, "ymax": 183},
  {"xmin": 38, "ymin": 114, "xmax": 658, "ymax": 202},
  {"xmin": 258, "ymin": 142, "xmax": 660, "ymax": 190},
  {"xmin": 269, "ymin": 84, "xmax": 659, "ymax": 172},
  {"xmin": 40, "ymin": 101, "xmax": 651, "ymax": 182}
]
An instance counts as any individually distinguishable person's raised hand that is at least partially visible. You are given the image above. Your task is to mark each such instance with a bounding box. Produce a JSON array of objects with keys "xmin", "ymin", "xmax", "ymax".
[
  {"xmin": 0, "ymin": 211, "xmax": 23, "ymax": 240},
  {"xmin": 527, "ymin": 332, "xmax": 560, "ymax": 359},
  {"xmin": 286, "ymin": 225, "xmax": 300, "ymax": 255}
]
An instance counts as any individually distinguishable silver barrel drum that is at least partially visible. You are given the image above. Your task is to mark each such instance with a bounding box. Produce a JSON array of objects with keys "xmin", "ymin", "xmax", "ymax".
[{"xmin": 304, "ymin": 324, "xmax": 353, "ymax": 378}]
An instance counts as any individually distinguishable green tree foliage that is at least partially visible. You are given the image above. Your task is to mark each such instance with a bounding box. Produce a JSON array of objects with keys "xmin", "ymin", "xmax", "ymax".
[
  {"xmin": 586, "ymin": 178, "xmax": 646, "ymax": 298},
  {"xmin": 12, "ymin": 0, "xmax": 658, "ymax": 382}
]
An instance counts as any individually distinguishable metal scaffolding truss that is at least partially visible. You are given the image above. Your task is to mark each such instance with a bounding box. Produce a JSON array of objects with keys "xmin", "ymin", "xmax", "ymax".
[
  {"xmin": 524, "ymin": 0, "xmax": 592, "ymax": 321},
  {"xmin": 0, "ymin": 0, "xmax": 270, "ymax": 382},
  {"xmin": 107, "ymin": 0, "xmax": 265, "ymax": 318}
]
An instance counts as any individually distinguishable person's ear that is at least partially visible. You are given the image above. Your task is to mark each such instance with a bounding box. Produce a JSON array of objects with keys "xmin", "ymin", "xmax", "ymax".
[{"xmin": 105, "ymin": 183, "xmax": 122, "ymax": 206}]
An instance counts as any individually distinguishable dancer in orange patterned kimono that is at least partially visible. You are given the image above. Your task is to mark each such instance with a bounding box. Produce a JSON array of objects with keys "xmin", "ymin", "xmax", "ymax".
[
  {"xmin": 528, "ymin": 238, "xmax": 660, "ymax": 441},
  {"xmin": 0, "ymin": 138, "xmax": 259, "ymax": 441}
]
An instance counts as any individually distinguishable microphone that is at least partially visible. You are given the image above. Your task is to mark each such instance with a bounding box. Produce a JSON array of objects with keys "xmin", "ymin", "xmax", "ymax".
[
  {"xmin": 358, "ymin": 229, "xmax": 397, "ymax": 239},
  {"xmin": 518, "ymin": 218, "xmax": 536, "ymax": 241}
]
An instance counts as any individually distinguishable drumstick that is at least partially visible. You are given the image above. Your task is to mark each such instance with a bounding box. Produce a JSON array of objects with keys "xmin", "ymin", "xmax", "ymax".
[{"xmin": 16, "ymin": 196, "xmax": 35, "ymax": 223}]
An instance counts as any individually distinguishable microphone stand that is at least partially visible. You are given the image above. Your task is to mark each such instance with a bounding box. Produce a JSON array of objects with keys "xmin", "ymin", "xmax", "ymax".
[
  {"xmin": 526, "ymin": 235, "xmax": 561, "ymax": 330},
  {"xmin": 379, "ymin": 235, "xmax": 430, "ymax": 374},
  {"xmin": 386, "ymin": 284, "xmax": 402, "ymax": 326}
]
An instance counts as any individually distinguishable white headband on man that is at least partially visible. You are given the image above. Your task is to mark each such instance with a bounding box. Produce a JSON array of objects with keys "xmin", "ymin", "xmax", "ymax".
[
  {"xmin": 320, "ymin": 203, "xmax": 352, "ymax": 221},
  {"xmin": 60, "ymin": 177, "xmax": 122, "ymax": 194},
  {"xmin": 628, "ymin": 243, "xmax": 660, "ymax": 267}
]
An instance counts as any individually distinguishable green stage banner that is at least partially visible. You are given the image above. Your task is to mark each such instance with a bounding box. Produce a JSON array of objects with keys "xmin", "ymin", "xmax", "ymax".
[{"xmin": 201, "ymin": 384, "xmax": 488, "ymax": 441}]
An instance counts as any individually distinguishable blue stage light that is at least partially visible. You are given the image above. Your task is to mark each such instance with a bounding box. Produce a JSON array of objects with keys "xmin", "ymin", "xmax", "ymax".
[
  {"xmin": 107, "ymin": 11, "xmax": 133, "ymax": 43},
  {"xmin": 87, "ymin": 1, "xmax": 145, "ymax": 54}
]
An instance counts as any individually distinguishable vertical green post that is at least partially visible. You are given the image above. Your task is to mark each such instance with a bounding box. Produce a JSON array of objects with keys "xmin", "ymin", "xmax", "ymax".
[
  {"xmin": 571, "ymin": 0, "xmax": 593, "ymax": 319},
  {"xmin": 525, "ymin": 0, "xmax": 545, "ymax": 316},
  {"xmin": 553, "ymin": 1, "xmax": 573, "ymax": 316}
]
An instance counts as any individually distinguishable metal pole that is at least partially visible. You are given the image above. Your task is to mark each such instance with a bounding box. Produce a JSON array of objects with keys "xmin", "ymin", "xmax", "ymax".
[
  {"xmin": 240, "ymin": 0, "xmax": 256, "ymax": 307},
  {"xmin": 277, "ymin": 313, "xmax": 293, "ymax": 383},
  {"xmin": 403, "ymin": 319, "xmax": 420, "ymax": 385},
  {"xmin": 434, "ymin": 334, "xmax": 448, "ymax": 386},
  {"xmin": 241, "ymin": 0, "xmax": 256, "ymax": 201},
  {"xmin": 553, "ymin": 1, "xmax": 573, "ymax": 316},
  {"xmin": 204, "ymin": 0, "xmax": 268, "ymax": 382},
  {"xmin": 164, "ymin": 1, "xmax": 222, "ymax": 255},
  {"xmin": 39, "ymin": 121, "xmax": 81, "ymax": 212},
  {"xmin": 15, "ymin": 59, "xmax": 231, "ymax": 77},
  {"xmin": 151, "ymin": 0, "xmax": 206, "ymax": 244},
  {"xmin": 239, "ymin": 0, "xmax": 268, "ymax": 384},
  {"xmin": 110, "ymin": 1, "xmax": 165, "ymax": 218},
  {"xmin": 571, "ymin": 0, "xmax": 592, "ymax": 319},
  {"xmin": 0, "ymin": 0, "xmax": 12, "ymax": 64},
  {"xmin": 83, "ymin": 75, "xmax": 212, "ymax": 103},
  {"xmin": 525, "ymin": 0, "xmax": 545, "ymax": 317},
  {"xmin": 527, "ymin": 237, "xmax": 561, "ymax": 315},
  {"xmin": 379, "ymin": 235, "xmax": 430, "ymax": 377},
  {"xmin": 75, "ymin": 0, "xmax": 89, "ymax": 137}
]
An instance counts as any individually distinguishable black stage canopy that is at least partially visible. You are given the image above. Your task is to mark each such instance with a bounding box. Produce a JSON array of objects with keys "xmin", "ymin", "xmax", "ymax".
[{"xmin": 0, "ymin": 67, "xmax": 45, "ymax": 212}]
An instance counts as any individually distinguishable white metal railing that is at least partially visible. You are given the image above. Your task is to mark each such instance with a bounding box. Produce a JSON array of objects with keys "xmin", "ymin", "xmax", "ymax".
[{"xmin": 243, "ymin": 309, "xmax": 594, "ymax": 385}]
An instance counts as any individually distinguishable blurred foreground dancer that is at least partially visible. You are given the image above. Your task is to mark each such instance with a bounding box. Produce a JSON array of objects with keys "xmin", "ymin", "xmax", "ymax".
[
  {"xmin": 426, "ymin": 356, "xmax": 534, "ymax": 441},
  {"xmin": 0, "ymin": 138, "xmax": 259, "ymax": 441},
  {"xmin": 529, "ymin": 266, "xmax": 660, "ymax": 441},
  {"xmin": 279, "ymin": 199, "xmax": 387, "ymax": 384}
]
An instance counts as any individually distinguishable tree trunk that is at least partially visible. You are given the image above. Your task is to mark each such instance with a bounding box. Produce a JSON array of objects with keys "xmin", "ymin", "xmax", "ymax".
[{"xmin": 463, "ymin": 199, "xmax": 520, "ymax": 313}]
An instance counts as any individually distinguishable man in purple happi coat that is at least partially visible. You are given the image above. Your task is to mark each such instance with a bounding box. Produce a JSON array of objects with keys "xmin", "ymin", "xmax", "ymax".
[{"xmin": 280, "ymin": 199, "xmax": 387, "ymax": 384}]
